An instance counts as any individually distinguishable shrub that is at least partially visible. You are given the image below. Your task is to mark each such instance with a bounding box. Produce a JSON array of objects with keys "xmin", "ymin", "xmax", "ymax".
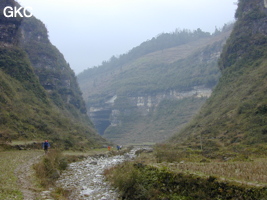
[
  {"xmin": 52, "ymin": 187, "xmax": 71, "ymax": 200},
  {"xmin": 34, "ymin": 149, "xmax": 68, "ymax": 188},
  {"xmin": 105, "ymin": 162, "xmax": 267, "ymax": 200}
]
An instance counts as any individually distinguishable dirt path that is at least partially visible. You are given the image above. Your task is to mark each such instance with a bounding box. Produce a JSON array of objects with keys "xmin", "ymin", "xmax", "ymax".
[
  {"xmin": 15, "ymin": 153, "xmax": 42, "ymax": 200},
  {"xmin": 13, "ymin": 150, "xmax": 55, "ymax": 200}
]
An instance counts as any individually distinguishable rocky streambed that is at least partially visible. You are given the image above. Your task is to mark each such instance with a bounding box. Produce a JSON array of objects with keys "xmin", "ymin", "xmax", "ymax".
[{"xmin": 56, "ymin": 148, "xmax": 138, "ymax": 200}]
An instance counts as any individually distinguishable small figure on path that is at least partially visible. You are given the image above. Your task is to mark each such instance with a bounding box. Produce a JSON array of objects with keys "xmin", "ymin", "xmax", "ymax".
[
  {"xmin": 108, "ymin": 146, "xmax": 111, "ymax": 151},
  {"xmin": 42, "ymin": 140, "xmax": 50, "ymax": 154},
  {"xmin": 116, "ymin": 145, "xmax": 121, "ymax": 151}
]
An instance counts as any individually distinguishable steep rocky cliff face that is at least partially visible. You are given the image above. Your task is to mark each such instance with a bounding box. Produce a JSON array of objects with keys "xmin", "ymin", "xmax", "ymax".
[
  {"xmin": 90, "ymin": 87, "xmax": 212, "ymax": 134},
  {"xmin": 19, "ymin": 17, "xmax": 88, "ymax": 115},
  {"xmin": 0, "ymin": 0, "xmax": 105, "ymax": 148},
  {"xmin": 0, "ymin": 0, "xmax": 22, "ymax": 45},
  {"xmin": 219, "ymin": 0, "xmax": 267, "ymax": 70}
]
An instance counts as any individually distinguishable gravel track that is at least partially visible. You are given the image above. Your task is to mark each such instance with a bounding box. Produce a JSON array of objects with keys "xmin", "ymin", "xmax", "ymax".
[{"xmin": 56, "ymin": 149, "xmax": 138, "ymax": 200}]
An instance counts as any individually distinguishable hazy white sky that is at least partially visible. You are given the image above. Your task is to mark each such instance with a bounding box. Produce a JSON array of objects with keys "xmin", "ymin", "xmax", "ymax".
[{"xmin": 17, "ymin": 0, "xmax": 237, "ymax": 74}]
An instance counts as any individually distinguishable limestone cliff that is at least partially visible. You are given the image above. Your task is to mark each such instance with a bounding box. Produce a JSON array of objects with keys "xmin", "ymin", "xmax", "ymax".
[
  {"xmin": 19, "ymin": 17, "xmax": 88, "ymax": 115},
  {"xmin": 0, "ymin": 0, "xmax": 105, "ymax": 148}
]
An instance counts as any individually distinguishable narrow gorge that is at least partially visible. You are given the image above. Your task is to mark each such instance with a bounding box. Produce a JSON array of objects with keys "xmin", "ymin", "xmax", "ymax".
[{"xmin": 78, "ymin": 27, "xmax": 232, "ymax": 145}]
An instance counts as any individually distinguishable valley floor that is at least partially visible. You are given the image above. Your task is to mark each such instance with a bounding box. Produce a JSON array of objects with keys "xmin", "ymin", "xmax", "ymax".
[{"xmin": 2, "ymin": 148, "xmax": 267, "ymax": 200}]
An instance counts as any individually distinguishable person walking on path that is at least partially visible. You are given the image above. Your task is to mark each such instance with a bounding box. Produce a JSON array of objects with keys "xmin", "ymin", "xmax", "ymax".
[
  {"xmin": 42, "ymin": 140, "xmax": 50, "ymax": 154},
  {"xmin": 116, "ymin": 145, "xmax": 121, "ymax": 151}
]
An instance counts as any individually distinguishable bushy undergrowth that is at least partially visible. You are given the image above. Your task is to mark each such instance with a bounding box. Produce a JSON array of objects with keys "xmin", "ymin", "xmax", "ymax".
[
  {"xmin": 105, "ymin": 161, "xmax": 267, "ymax": 200},
  {"xmin": 34, "ymin": 149, "xmax": 68, "ymax": 188}
]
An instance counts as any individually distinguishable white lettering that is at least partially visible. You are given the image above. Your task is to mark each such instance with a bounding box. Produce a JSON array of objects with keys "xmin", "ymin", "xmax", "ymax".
[
  {"xmin": 23, "ymin": 7, "xmax": 33, "ymax": 17},
  {"xmin": 3, "ymin": 6, "xmax": 13, "ymax": 17},
  {"xmin": 14, "ymin": 7, "xmax": 23, "ymax": 17},
  {"xmin": 3, "ymin": 6, "xmax": 33, "ymax": 18}
]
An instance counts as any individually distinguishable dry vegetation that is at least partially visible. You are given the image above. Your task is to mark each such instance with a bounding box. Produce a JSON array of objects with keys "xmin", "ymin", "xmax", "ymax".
[
  {"xmin": 105, "ymin": 148, "xmax": 267, "ymax": 199},
  {"xmin": 0, "ymin": 150, "xmax": 42, "ymax": 200},
  {"xmin": 151, "ymin": 144, "xmax": 267, "ymax": 186},
  {"xmin": 155, "ymin": 159, "xmax": 267, "ymax": 187},
  {"xmin": 0, "ymin": 149, "xmax": 74, "ymax": 200}
]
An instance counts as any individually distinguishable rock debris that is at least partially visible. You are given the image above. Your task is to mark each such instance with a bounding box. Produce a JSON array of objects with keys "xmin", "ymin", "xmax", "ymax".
[{"xmin": 56, "ymin": 149, "xmax": 138, "ymax": 200}]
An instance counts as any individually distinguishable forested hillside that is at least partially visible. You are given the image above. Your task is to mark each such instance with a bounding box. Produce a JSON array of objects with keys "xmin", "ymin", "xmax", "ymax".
[
  {"xmin": 104, "ymin": 1, "xmax": 267, "ymax": 198},
  {"xmin": 171, "ymin": 0, "xmax": 267, "ymax": 155},
  {"xmin": 78, "ymin": 25, "xmax": 232, "ymax": 145},
  {"xmin": 0, "ymin": 0, "xmax": 106, "ymax": 149}
]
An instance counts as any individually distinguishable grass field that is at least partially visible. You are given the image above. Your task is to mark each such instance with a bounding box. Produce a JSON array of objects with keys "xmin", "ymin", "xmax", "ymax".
[
  {"xmin": 0, "ymin": 150, "xmax": 42, "ymax": 200},
  {"xmin": 155, "ymin": 158, "xmax": 267, "ymax": 187},
  {"xmin": 133, "ymin": 148, "xmax": 267, "ymax": 187}
]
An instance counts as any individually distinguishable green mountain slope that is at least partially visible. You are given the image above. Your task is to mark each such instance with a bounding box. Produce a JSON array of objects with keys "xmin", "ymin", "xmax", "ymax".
[
  {"xmin": 171, "ymin": 0, "xmax": 267, "ymax": 155},
  {"xmin": 78, "ymin": 26, "xmax": 232, "ymax": 145},
  {"xmin": 0, "ymin": 0, "xmax": 106, "ymax": 149}
]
